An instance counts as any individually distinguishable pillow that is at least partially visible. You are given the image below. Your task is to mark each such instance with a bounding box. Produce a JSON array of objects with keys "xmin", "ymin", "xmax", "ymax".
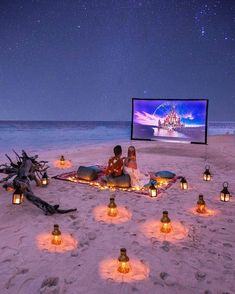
[
  {"xmin": 155, "ymin": 170, "xmax": 176, "ymax": 179},
  {"xmin": 77, "ymin": 166, "xmax": 98, "ymax": 181},
  {"xmin": 87, "ymin": 165, "xmax": 102, "ymax": 173},
  {"xmin": 107, "ymin": 174, "xmax": 131, "ymax": 188}
]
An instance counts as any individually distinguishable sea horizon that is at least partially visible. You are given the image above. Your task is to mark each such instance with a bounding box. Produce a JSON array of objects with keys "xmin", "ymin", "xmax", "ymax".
[{"xmin": 0, "ymin": 120, "xmax": 234, "ymax": 153}]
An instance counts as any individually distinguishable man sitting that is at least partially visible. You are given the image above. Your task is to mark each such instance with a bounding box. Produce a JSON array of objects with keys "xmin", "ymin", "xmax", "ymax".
[{"xmin": 105, "ymin": 145, "xmax": 124, "ymax": 177}]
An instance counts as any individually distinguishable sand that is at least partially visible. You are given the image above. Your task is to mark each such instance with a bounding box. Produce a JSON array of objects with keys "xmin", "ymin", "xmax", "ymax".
[{"xmin": 0, "ymin": 135, "xmax": 234, "ymax": 294}]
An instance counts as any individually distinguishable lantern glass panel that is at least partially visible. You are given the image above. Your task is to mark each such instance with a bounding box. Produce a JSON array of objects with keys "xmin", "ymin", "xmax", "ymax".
[
  {"xmin": 107, "ymin": 197, "xmax": 117, "ymax": 217},
  {"xmin": 196, "ymin": 195, "xmax": 206, "ymax": 213},
  {"xmin": 52, "ymin": 224, "xmax": 62, "ymax": 245},
  {"xmin": 220, "ymin": 182, "xmax": 231, "ymax": 202},
  {"xmin": 12, "ymin": 189, "xmax": 24, "ymax": 205},
  {"xmin": 160, "ymin": 211, "xmax": 172, "ymax": 233},
  {"xmin": 180, "ymin": 178, "xmax": 188, "ymax": 190},
  {"xmin": 149, "ymin": 184, "xmax": 157, "ymax": 197},
  {"xmin": 118, "ymin": 248, "xmax": 130, "ymax": 274}
]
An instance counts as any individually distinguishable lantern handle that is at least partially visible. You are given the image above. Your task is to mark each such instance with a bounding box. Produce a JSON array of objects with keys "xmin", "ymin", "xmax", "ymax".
[
  {"xmin": 205, "ymin": 165, "xmax": 210, "ymax": 170},
  {"xmin": 223, "ymin": 181, "xmax": 229, "ymax": 188}
]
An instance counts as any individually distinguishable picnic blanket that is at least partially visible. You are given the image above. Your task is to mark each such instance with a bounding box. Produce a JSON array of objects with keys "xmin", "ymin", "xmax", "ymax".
[{"xmin": 52, "ymin": 166, "xmax": 179, "ymax": 196}]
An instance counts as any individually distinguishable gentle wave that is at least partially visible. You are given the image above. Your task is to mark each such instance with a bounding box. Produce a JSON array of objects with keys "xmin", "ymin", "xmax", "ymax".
[{"xmin": 0, "ymin": 121, "xmax": 234, "ymax": 152}]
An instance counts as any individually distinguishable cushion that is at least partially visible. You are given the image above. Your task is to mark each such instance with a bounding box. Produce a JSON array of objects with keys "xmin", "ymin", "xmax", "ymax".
[
  {"xmin": 77, "ymin": 166, "xmax": 98, "ymax": 181},
  {"xmin": 107, "ymin": 174, "xmax": 131, "ymax": 188},
  {"xmin": 155, "ymin": 170, "xmax": 176, "ymax": 179},
  {"xmin": 87, "ymin": 165, "xmax": 102, "ymax": 173}
]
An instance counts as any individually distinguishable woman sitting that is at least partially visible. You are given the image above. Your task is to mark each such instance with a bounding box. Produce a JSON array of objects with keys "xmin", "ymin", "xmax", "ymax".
[{"xmin": 123, "ymin": 146, "xmax": 150, "ymax": 189}]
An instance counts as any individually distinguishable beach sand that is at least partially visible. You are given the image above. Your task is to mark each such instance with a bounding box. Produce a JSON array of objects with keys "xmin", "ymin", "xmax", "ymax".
[{"xmin": 0, "ymin": 135, "xmax": 234, "ymax": 294}]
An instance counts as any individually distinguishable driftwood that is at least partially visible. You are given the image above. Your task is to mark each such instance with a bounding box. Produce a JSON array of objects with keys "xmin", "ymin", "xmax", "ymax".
[{"xmin": 0, "ymin": 150, "xmax": 77, "ymax": 215}]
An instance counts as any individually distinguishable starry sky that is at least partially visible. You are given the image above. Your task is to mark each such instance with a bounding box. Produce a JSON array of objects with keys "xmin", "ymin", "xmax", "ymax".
[{"xmin": 0, "ymin": 0, "xmax": 234, "ymax": 121}]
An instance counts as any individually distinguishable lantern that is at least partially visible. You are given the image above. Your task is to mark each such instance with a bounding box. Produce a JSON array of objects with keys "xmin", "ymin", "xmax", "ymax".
[
  {"xmin": 118, "ymin": 248, "xmax": 130, "ymax": 274},
  {"xmin": 107, "ymin": 196, "xmax": 117, "ymax": 217},
  {"xmin": 180, "ymin": 177, "xmax": 188, "ymax": 190},
  {"xmin": 196, "ymin": 194, "xmax": 206, "ymax": 213},
  {"xmin": 220, "ymin": 182, "xmax": 231, "ymax": 202},
  {"xmin": 12, "ymin": 187, "xmax": 24, "ymax": 205},
  {"xmin": 51, "ymin": 224, "xmax": 62, "ymax": 245},
  {"xmin": 60, "ymin": 155, "xmax": 65, "ymax": 166},
  {"xmin": 41, "ymin": 172, "xmax": 49, "ymax": 187},
  {"xmin": 160, "ymin": 211, "xmax": 172, "ymax": 233},
  {"xmin": 149, "ymin": 183, "xmax": 157, "ymax": 197},
  {"xmin": 203, "ymin": 165, "xmax": 211, "ymax": 181}
]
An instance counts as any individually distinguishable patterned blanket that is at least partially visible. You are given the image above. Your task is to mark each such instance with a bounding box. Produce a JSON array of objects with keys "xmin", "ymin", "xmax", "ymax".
[{"xmin": 52, "ymin": 166, "xmax": 179, "ymax": 196}]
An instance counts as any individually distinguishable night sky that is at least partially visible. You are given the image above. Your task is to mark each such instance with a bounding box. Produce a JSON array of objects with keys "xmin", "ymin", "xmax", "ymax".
[{"xmin": 0, "ymin": 0, "xmax": 234, "ymax": 121}]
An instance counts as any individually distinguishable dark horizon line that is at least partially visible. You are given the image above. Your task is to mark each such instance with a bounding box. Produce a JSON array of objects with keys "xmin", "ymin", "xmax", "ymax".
[{"xmin": 0, "ymin": 120, "xmax": 235, "ymax": 123}]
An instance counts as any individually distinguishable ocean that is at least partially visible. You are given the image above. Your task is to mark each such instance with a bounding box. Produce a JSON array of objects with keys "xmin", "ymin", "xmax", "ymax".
[{"xmin": 0, "ymin": 121, "xmax": 234, "ymax": 152}]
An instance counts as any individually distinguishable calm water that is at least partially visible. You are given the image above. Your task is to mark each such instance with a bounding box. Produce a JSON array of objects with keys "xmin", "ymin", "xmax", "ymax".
[{"xmin": 0, "ymin": 121, "xmax": 234, "ymax": 152}]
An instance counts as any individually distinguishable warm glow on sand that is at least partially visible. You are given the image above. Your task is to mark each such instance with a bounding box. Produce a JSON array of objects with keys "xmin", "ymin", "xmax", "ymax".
[
  {"xmin": 156, "ymin": 177, "xmax": 171, "ymax": 186},
  {"xmin": 141, "ymin": 220, "xmax": 188, "ymax": 242},
  {"xmin": 189, "ymin": 207, "xmax": 219, "ymax": 217},
  {"xmin": 36, "ymin": 233, "xmax": 78, "ymax": 253},
  {"xmin": 99, "ymin": 258, "xmax": 149, "ymax": 283},
  {"xmin": 54, "ymin": 160, "xmax": 72, "ymax": 169},
  {"xmin": 6, "ymin": 186, "xmax": 14, "ymax": 192},
  {"xmin": 93, "ymin": 205, "xmax": 132, "ymax": 224}
]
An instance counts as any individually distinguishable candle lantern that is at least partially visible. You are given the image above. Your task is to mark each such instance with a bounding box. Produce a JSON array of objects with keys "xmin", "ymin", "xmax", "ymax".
[
  {"xmin": 203, "ymin": 165, "xmax": 211, "ymax": 181},
  {"xmin": 180, "ymin": 177, "xmax": 188, "ymax": 190},
  {"xmin": 220, "ymin": 182, "xmax": 231, "ymax": 202},
  {"xmin": 196, "ymin": 194, "xmax": 206, "ymax": 213},
  {"xmin": 118, "ymin": 248, "xmax": 130, "ymax": 274},
  {"xmin": 107, "ymin": 196, "xmax": 117, "ymax": 217},
  {"xmin": 41, "ymin": 172, "xmax": 49, "ymax": 187},
  {"xmin": 12, "ymin": 187, "xmax": 24, "ymax": 205},
  {"xmin": 160, "ymin": 211, "xmax": 172, "ymax": 233},
  {"xmin": 149, "ymin": 183, "xmax": 157, "ymax": 197},
  {"xmin": 60, "ymin": 155, "xmax": 65, "ymax": 166},
  {"xmin": 51, "ymin": 224, "xmax": 62, "ymax": 245}
]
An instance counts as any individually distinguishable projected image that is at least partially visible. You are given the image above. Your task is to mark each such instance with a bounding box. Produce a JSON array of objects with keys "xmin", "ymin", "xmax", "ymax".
[{"xmin": 132, "ymin": 99, "xmax": 208, "ymax": 144}]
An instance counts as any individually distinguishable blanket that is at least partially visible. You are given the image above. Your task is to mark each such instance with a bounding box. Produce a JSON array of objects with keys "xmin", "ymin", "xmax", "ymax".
[{"xmin": 52, "ymin": 166, "xmax": 179, "ymax": 196}]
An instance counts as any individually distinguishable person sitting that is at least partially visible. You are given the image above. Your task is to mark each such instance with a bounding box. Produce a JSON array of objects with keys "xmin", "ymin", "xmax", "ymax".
[
  {"xmin": 124, "ymin": 146, "xmax": 151, "ymax": 189},
  {"xmin": 105, "ymin": 145, "xmax": 124, "ymax": 178}
]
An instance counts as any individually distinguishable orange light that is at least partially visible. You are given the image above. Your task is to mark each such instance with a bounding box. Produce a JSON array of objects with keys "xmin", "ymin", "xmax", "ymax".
[
  {"xmin": 107, "ymin": 196, "xmax": 118, "ymax": 217},
  {"xmin": 220, "ymin": 182, "xmax": 231, "ymax": 202},
  {"xmin": 149, "ymin": 183, "xmax": 157, "ymax": 197},
  {"xmin": 196, "ymin": 194, "xmax": 206, "ymax": 213},
  {"xmin": 203, "ymin": 165, "xmax": 211, "ymax": 181},
  {"xmin": 51, "ymin": 224, "xmax": 62, "ymax": 245},
  {"xmin": 12, "ymin": 187, "xmax": 24, "ymax": 205},
  {"xmin": 118, "ymin": 248, "xmax": 130, "ymax": 274},
  {"xmin": 60, "ymin": 155, "xmax": 65, "ymax": 166},
  {"xmin": 180, "ymin": 177, "xmax": 188, "ymax": 190},
  {"xmin": 160, "ymin": 211, "xmax": 172, "ymax": 233}
]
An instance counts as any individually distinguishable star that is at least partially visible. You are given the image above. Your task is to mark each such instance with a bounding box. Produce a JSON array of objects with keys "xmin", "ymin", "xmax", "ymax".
[{"xmin": 201, "ymin": 26, "xmax": 205, "ymax": 37}]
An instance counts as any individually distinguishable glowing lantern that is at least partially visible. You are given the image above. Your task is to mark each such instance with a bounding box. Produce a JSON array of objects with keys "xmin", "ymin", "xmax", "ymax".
[
  {"xmin": 60, "ymin": 155, "xmax": 65, "ymax": 166},
  {"xmin": 12, "ymin": 187, "xmax": 24, "ymax": 205},
  {"xmin": 220, "ymin": 182, "xmax": 231, "ymax": 202},
  {"xmin": 41, "ymin": 172, "xmax": 49, "ymax": 187},
  {"xmin": 180, "ymin": 177, "xmax": 188, "ymax": 190},
  {"xmin": 118, "ymin": 248, "xmax": 130, "ymax": 274},
  {"xmin": 149, "ymin": 183, "xmax": 157, "ymax": 197},
  {"xmin": 160, "ymin": 211, "xmax": 172, "ymax": 233},
  {"xmin": 107, "ymin": 196, "xmax": 117, "ymax": 217},
  {"xmin": 51, "ymin": 224, "xmax": 62, "ymax": 245},
  {"xmin": 203, "ymin": 165, "xmax": 211, "ymax": 181},
  {"xmin": 196, "ymin": 194, "xmax": 206, "ymax": 213}
]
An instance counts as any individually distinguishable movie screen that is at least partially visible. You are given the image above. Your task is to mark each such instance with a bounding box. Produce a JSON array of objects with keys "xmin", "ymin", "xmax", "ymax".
[{"xmin": 131, "ymin": 98, "xmax": 208, "ymax": 144}]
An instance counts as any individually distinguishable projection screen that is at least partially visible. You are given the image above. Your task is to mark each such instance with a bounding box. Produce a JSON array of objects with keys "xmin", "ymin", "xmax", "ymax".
[{"xmin": 131, "ymin": 98, "xmax": 209, "ymax": 144}]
